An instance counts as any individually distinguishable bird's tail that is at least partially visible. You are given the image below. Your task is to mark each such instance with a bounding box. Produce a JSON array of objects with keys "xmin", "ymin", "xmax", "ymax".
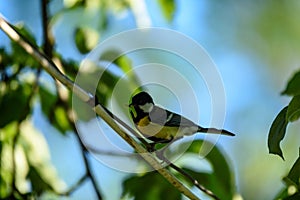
[{"xmin": 198, "ymin": 127, "xmax": 235, "ymax": 136}]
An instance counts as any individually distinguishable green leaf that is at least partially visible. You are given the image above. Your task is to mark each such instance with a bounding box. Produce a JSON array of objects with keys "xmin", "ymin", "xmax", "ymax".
[
  {"xmin": 287, "ymin": 95, "xmax": 300, "ymax": 122},
  {"xmin": 275, "ymin": 188, "xmax": 300, "ymax": 200},
  {"xmin": 100, "ymin": 49, "xmax": 121, "ymax": 62},
  {"xmin": 99, "ymin": 50, "xmax": 141, "ymax": 91},
  {"xmin": 285, "ymin": 155, "xmax": 300, "ymax": 187},
  {"xmin": 39, "ymin": 86, "xmax": 72, "ymax": 134},
  {"xmin": 0, "ymin": 83, "xmax": 31, "ymax": 128},
  {"xmin": 64, "ymin": 0, "xmax": 85, "ymax": 8},
  {"xmin": 0, "ymin": 48, "xmax": 13, "ymax": 70},
  {"xmin": 21, "ymin": 120, "xmax": 66, "ymax": 194},
  {"xmin": 27, "ymin": 167, "xmax": 52, "ymax": 195},
  {"xmin": 282, "ymin": 70, "xmax": 300, "ymax": 96},
  {"xmin": 158, "ymin": 0, "xmax": 176, "ymax": 22},
  {"xmin": 74, "ymin": 27, "xmax": 99, "ymax": 54},
  {"xmin": 60, "ymin": 58, "xmax": 79, "ymax": 80},
  {"xmin": 53, "ymin": 106, "xmax": 71, "ymax": 133},
  {"xmin": 39, "ymin": 86, "xmax": 57, "ymax": 116},
  {"xmin": 122, "ymin": 171, "xmax": 181, "ymax": 200},
  {"xmin": 100, "ymin": 49, "xmax": 133, "ymax": 73},
  {"xmin": 182, "ymin": 140, "xmax": 234, "ymax": 200},
  {"xmin": 268, "ymin": 106, "xmax": 288, "ymax": 160},
  {"xmin": 74, "ymin": 27, "xmax": 90, "ymax": 54},
  {"xmin": 285, "ymin": 193, "xmax": 300, "ymax": 200},
  {"xmin": 114, "ymin": 55, "xmax": 133, "ymax": 73}
]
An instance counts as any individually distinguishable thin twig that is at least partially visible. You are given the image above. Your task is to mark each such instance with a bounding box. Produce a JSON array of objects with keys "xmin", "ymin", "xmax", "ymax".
[
  {"xmin": 72, "ymin": 123, "xmax": 103, "ymax": 199},
  {"xmin": 62, "ymin": 174, "xmax": 89, "ymax": 196},
  {"xmin": 0, "ymin": 16, "xmax": 201, "ymax": 200}
]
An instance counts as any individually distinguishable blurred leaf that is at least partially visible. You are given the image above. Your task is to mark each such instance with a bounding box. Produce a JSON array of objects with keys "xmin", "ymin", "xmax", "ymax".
[
  {"xmin": 114, "ymin": 54, "xmax": 132, "ymax": 73},
  {"xmin": 182, "ymin": 140, "xmax": 234, "ymax": 199},
  {"xmin": 284, "ymin": 155, "xmax": 300, "ymax": 187},
  {"xmin": 0, "ymin": 123, "xmax": 18, "ymax": 198},
  {"xmin": 60, "ymin": 58, "xmax": 79, "ymax": 80},
  {"xmin": 0, "ymin": 121, "xmax": 18, "ymax": 142},
  {"xmin": 99, "ymin": 49, "xmax": 133, "ymax": 73},
  {"xmin": 278, "ymin": 154, "xmax": 300, "ymax": 199},
  {"xmin": 74, "ymin": 27, "xmax": 99, "ymax": 54},
  {"xmin": 95, "ymin": 70, "xmax": 118, "ymax": 106},
  {"xmin": 275, "ymin": 188, "xmax": 300, "ymax": 200},
  {"xmin": 39, "ymin": 86, "xmax": 57, "ymax": 116},
  {"xmin": 282, "ymin": 71, "xmax": 300, "ymax": 96},
  {"xmin": 100, "ymin": 49, "xmax": 121, "ymax": 62},
  {"xmin": 21, "ymin": 120, "xmax": 66, "ymax": 194},
  {"xmin": 27, "ymin": 167, "xmax": 52, "ymax": 195},
  {"xmin": 99, "ymin": 50, "xmax": 142, "ymax": 111},
  {"xmin": 64, "ymin": 0, "xmax": 86, "ymax": 8},
  {"xmin": 268, "ymin": 106, "xmax": 288, "ymax": 160},
  {"xmin": 100, "ymin": 49, "xmax": 140, "ymax": 87},
  {"xmin": 285, "ymin": 193, "xmax": 300, "ymax": 200},
  {"xmin": 0, "ymin": 48, "xmax": 13, "ymax": 71},
  {"xmin": 0, "ymin": 83, "xmax": 31, "ymax": 128},
  {"xmin": 74, "ymin": 27, "xmax": 90, "ymax": 54},
  {"xmin": 122, "ymin": 171, "xmax": 181, "ymax": 200},
  {"xmin": 0, "ymin": 175, "xmax": 7, "ymax": 198},
  {"xmin": 39, "ymin": 86, "xmax": 72, "ymax": 134},
  {"xmin": 98, "ymin": 6, "xmax": 108, "ymax": 30},
  {"xmin": 53, "ymin": 106, "xmax": 71, "ymax": 133},
  {"xmin": 158, "ymin": 0, "xmax": 176, "ymax": 22},
  {"xmin": 287, "ymin": 95, "xmax": 300, "ymax": 122}
]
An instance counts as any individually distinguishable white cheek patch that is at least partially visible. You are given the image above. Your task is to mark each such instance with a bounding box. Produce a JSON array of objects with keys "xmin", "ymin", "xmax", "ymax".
[{"xmin": 139, "ymin": 103, "xmax": 154, "ymax": 113}]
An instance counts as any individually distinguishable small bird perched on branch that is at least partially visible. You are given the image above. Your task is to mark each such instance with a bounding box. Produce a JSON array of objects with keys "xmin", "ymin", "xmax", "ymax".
[{"xmin": 129, "ymin": 91, "xmax": 235, "ymax": 145}]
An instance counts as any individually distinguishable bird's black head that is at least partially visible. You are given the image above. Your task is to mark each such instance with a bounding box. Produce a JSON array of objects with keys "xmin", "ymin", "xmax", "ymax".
[
  {"xmin": 130, "ymin": 91, "xmax": 154, "ymax": 107},
  {"xmin": 129, "ymin": 92, "xmax": 154, "ymax": 121}
]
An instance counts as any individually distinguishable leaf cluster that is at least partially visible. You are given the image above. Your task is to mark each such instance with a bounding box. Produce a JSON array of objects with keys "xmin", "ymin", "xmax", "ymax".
[
  {"xmin": 0, "ymin": 25, "xmax": 67, "ymax": 199},
  {"xmin": 268, "ymin": 70, "xmax": 300, "ymax": 199}
]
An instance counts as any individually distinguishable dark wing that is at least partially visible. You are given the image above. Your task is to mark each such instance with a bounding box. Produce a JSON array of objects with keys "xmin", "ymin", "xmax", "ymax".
[{"xmin": 149, "ymin": 106, "xmax": 197, "ymax": 127}]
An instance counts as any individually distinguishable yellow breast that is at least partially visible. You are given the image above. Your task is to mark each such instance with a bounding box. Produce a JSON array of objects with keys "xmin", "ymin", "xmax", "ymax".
[{"xmin": 136, "ymin": 116, "xmax": 179, "ymax": 140}]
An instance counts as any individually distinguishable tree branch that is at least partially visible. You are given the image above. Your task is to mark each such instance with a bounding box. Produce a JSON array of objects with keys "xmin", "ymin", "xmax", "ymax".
[
  {"xmin": 0, "ymin": 16, "xmax": 201, "ymax": 200},
  {"xmin": 41, "ymin": 0, "xmax": 54, "ymax": 57}
]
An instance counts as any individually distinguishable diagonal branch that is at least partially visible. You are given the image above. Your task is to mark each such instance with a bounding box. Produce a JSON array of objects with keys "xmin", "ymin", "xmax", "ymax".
[{"xmin": 0, "ymin": 16, "xmax": 201, "ymax": 200}]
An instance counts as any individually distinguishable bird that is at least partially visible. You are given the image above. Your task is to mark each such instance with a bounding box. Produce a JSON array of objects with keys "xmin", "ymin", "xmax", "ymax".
[{"xmin": 128, "ymin": 91, "xmax": 235, "ymax": 145}]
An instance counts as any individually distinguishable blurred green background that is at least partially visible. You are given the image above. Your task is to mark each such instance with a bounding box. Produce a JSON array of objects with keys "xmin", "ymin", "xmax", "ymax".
[{"xmin": 1, "ymin": 0, "xmax": 300, "ymax": 199}]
